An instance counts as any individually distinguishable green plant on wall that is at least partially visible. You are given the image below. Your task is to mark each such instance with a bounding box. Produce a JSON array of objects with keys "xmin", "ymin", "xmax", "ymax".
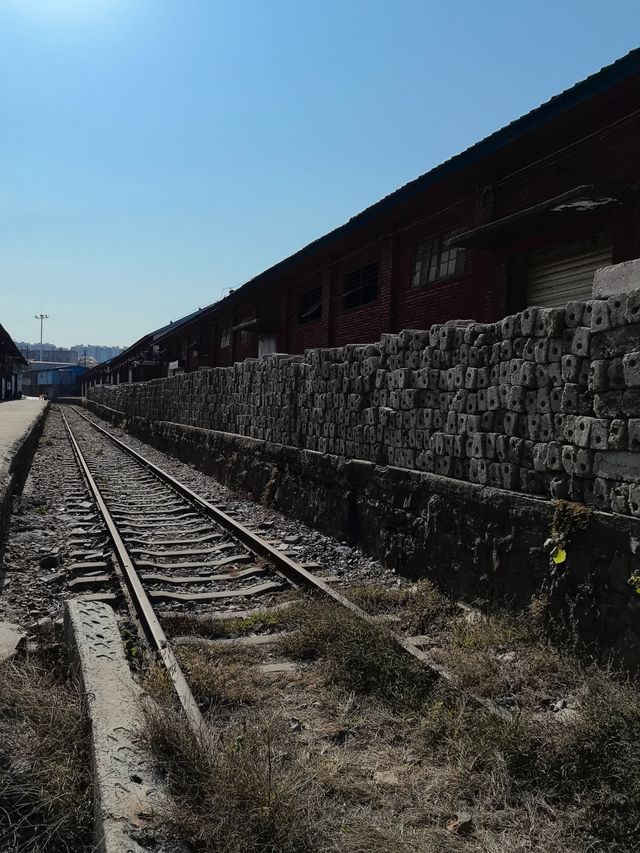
[
  {"xmin": 628, "ymin": 570, "xmax": 640, "ymax": 595},
  {"xmin": 545, "ymin": 499, "xmax": 592, "ymax": 567}
]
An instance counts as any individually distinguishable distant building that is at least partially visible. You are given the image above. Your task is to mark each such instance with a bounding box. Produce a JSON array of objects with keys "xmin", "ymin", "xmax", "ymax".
[
  {"xmin": 17, "ymin": 343, "xmax": 78, "ymax": 364},
  {"xmin": 31, "ymin": 364, "xmax": 88, "ymax": 399},
  {"xmin": 71, "ymin": 344, "xmax": 125, "ymax": 363},
  {"xmin": 16, "ymin": 343, "xmax": 125, "ymax": 365}
]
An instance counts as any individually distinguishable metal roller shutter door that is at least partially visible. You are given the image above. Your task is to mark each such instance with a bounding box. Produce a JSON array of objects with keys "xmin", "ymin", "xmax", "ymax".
[{"xmin": 527, "ymin": 245, "xmax": 612, "ymax": 307}]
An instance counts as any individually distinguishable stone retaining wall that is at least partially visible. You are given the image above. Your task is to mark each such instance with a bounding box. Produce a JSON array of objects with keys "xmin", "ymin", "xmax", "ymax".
[
  {"xmin": 82, "ymin": 402, "xmax": 640, "ymax": 671},
  {"xmin": 89, "ymin": 291, "xmax": 640, "ymax": 517}
]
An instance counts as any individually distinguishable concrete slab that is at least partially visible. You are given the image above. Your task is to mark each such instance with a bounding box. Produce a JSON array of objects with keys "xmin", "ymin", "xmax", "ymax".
[
  {"xmin": 64, "ymin": 600, "xmax": 167, "ymax": 853},
  {"xmin": 0, "ymin": 399, "xmax": 48, "ymax": 536},
  {"xmin": 0, "ymin": 620, "xmax": 26, "ymax": 663},
  {"xmin": 593, "ymin": 259, "xmax": 640, "ymax": 298}
]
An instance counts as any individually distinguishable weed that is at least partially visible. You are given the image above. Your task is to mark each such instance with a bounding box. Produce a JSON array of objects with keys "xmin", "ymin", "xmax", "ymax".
[
  {"xmin": 163, "ymin": 606, "xmax": 296, "ymax": 640},
  {"xmin": 418, "ymin": 672, "xmax": 640, "ymax": 850},
  {"xmin": 280, "ymin": 602, "xmax": 436, "ymax": 708},
  {"xmin": 0, "ymin": 656, "xmax": 92, "ymax": 852},
  {"xmin": 426, "ymin": 606, "xmax": 578, "ymax": 707},
  {"xmin": 142, "ymin": 704, "xmax": 330, "ymax": 853},
  {"xmin": 551, "ymin": 499, "xmax": 591, "ymax": 548},
  {"xmin": 174, "ymin": 644, "xmax": 270, "ymax": 708},
  {"xmin": 345, "ymin": 581, "xmax": 452, "ymax": 633}
]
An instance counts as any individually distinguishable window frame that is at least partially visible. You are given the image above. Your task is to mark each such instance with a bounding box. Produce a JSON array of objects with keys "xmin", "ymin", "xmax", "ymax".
[
  {"xmin": 411, "ymin": 230, "xmax": 466, "ymax": 288},
  {"xmin": 219, "ymin": 326, "xmax": 232, "ymax": 349},
  {"xmin": 297, "ymin": 285, "xmax": 323, "ymax": 324},
  {"xmin": 342, "ymin": 261, "xmax": 379, "ymax": 311}
]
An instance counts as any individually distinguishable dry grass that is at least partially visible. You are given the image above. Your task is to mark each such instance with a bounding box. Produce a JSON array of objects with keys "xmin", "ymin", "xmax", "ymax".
[
  {"xmin": 344, "ymin": 580, "xmax": 453, "ymax": 633},
  {"xmin": 143, "ymin": 643, "xmax": 272, "ymax": 709},
  {"xmin": 436, "ymin": 609, "xmax": 579, "ymax": 708},
  {"xmin": 0, "ymin": 653, "xmax": 92, "ymax": 853},
  {"xmin": 142, "ymin": 703, "xmax": 332, "ymax": 853},
  {"xmin": 280, "ymin": 601, "xmax": 437, "ymax": 708},
  {"xmin": 410, "ymin": 670, "xmax": 640, "ymax": 851},
  {"xmin": 144, "ymin": 596, "xmax": 640, "ymax": 852}
]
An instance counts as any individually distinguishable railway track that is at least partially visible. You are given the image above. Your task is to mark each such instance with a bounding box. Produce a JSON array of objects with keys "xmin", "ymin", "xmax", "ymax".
[
  {"xmin": 58, "ymin": 405, "xmax": 509, "ymax": 730},
  {"xmin": 3, "ymin": 405, "xmax": 634, "ymax": 853}
]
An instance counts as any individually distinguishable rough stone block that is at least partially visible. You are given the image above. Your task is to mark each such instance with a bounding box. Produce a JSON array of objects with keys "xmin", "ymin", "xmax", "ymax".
[
  {"xmin": 522, "ymin": 337, "xmax": 536, "ymax": 361},
  {"xmin": 593, "ymin": 260, "xmax": 640, "ymax": 299},
  {"xmin": 535, "ymin": 364, "xmax": 549, "ymax": 387},
  {"xmin": 503, "ymin": 411, "xmax": 520, "ymax": 436},
  {"xmin": 593, "ymin": 390, "xmax": 623, "ymax": 418},
  {"xmin": 622, "ymin": 351, "xmax": 640, "ymax": 387},
  {"xmin": 533, "ymin": 442, "xmax": 548, "ymax": 472},
  {"xmin": 590, "ymin": 300, "xmax": 611, "ymax": 332},
  {"xmin": 481, "ymin": 410, "xmax": 495, "ymax": 430},
  {"xmin": 573, "ymin": 416, "xmax": 591, "ymax": 448},
  {"xmin": 562, "ymin": 445, "xmax": 577, "ymax": 476},
  {"xmin": 524, "ymin": 389, "xmax": 538, "ymax": 414},
  {"xmin": 592, "ymin": 324, "xmax": 640, "ymax": 359},
  {"xmin": 565, "ymin": 301, "xmax": 585, "ymax": 328},
  {"xmin": 546, "ymin": 441, "xmax": 563, "ymax": 470},
  {"xmin": 570, "ymin": 327, "xmax": 591, "ymax": 357},
  {"xmin": 608, "ymin": 357, "xmax": 626, "ymax": 389},
  {"xmin": 548, "ymin": 337, "xmax": 563, "ymax": 362},
  {"xmin": 537, "ymin": 388, "xmax": 551, "ymax": 413},
  {"xmin": 520, "ymin": 306, "xmax": 537, "ymax": 336},
  {"xmin": 561, "ymin": 383, "xmax": 579, "ymax": 413},
  {"xmin": 592, "ymin": 477, "xmax": 611, "ymax": 511},
  {"xmin": 501, "ymin": 462, "xmax": 519, "ymax": 489},
  {"xmin": 588, "ymin": 360, "xmax": 608, "ymax": 392},
  {"xmin": 561, "ymin": 354, "xmax": 581, "ymax": 383},
  {"xmin": 622, "ymin": 389, "xmax": 640, "ymax": 417},
  {"xmin": 520, "ymin": 468, "xmax": 542, "ymax": 494},
  {"xmin": 593, "ymin": 450, "xmax": 640, "ymax": 483},
  {"xmin": 549, "ymin": 475, "xmax": 570, "ymax": 499},
  {"xmin": 629, "ymin": 484, "xmax": 640, "ymax": 517},
  {"xmin": 610, "ymin": 482, "xmax": 630, "ymax": 514},
  {"xmin": 628, "ymin": 419, "xmax": 640, "ymax": 452},
  {"xmin": 549, "ymin": 386, "xmax": 563, "ymax": 412},
  {"xmin": 508, "ymin": 436, "xmax": 523, "ymax": 463}
]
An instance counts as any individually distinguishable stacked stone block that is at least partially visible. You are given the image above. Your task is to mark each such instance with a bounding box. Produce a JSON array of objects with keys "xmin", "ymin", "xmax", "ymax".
[{"xmin": 88, "ymin": 288, "xmax": 640, "ymax": 518}]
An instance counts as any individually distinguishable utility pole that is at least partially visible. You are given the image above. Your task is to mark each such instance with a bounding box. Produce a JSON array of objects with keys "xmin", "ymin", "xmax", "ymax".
[{"xmin": 34, "ymin": 314, "xmax": 50, "ymax": 362}]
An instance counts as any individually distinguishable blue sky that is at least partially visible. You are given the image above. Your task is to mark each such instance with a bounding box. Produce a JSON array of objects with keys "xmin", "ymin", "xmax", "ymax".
[{"xmin": 1, "ymin": 1, "xmax": 639, "ymax": 347}]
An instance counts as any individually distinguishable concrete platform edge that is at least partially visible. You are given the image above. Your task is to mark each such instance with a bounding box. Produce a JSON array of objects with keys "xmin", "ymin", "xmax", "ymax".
[
  {"xmin": 64, "ymin": 599, "xmax": 167, "ymax": 853},
  {"xmin": 0, "ymin": 402, "xmax": 48, "ymax": 541}
]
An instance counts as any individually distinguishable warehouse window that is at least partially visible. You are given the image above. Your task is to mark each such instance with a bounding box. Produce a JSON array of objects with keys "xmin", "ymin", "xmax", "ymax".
[
  {"xmin": 412, "ymin": 231, "xmax": 465, "ymax": 287},
  {"xmin": 298, "ymin": 286, "xmax": 322, "ymax": 323},
  {"xmin": 343, "ymin": 262, "xmax": 378, "ymax": 310},
  {"xmin": 220, "ymin": 327, "xmax": 231, "ymax": 348}
]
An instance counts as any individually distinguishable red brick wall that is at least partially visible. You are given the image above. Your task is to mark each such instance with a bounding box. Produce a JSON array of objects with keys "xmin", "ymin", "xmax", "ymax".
[{"xmin": 142, "ymin": 71, "xmax": 640, "ymax": 369}]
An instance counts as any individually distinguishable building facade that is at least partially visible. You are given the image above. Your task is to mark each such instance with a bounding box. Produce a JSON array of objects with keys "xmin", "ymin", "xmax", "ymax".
[
  {"xmin": 86, "ymin": 49, "xmax": 640, "ymax": 390},
  {"xmin": 0, "ymin": 324, "xmax": 28, "ymax": 400}
]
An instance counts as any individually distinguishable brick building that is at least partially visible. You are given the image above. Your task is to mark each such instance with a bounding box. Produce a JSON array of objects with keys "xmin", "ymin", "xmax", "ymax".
[
  {"xmin": 0, "ymin": 324, "xmax": 28, "ymax": 400},
  {"xmin": 86, "ymin": 49, "xmax": 640, "ymax": 388}
]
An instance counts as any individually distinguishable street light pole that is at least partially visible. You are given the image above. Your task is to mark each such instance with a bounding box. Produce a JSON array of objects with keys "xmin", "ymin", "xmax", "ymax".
[{"xmin": 34, "ymin": 314, "xmax": 50, "ymax": 361}]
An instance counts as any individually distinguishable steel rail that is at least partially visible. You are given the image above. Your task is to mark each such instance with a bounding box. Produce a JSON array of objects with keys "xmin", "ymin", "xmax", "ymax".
[
  {"xmin": 60, "ymin": 409, "xmax": 204, "ymax": 731},
  {"xmin": 70, "ymin": 407, "xmax": 511, "ymax": 720}
]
